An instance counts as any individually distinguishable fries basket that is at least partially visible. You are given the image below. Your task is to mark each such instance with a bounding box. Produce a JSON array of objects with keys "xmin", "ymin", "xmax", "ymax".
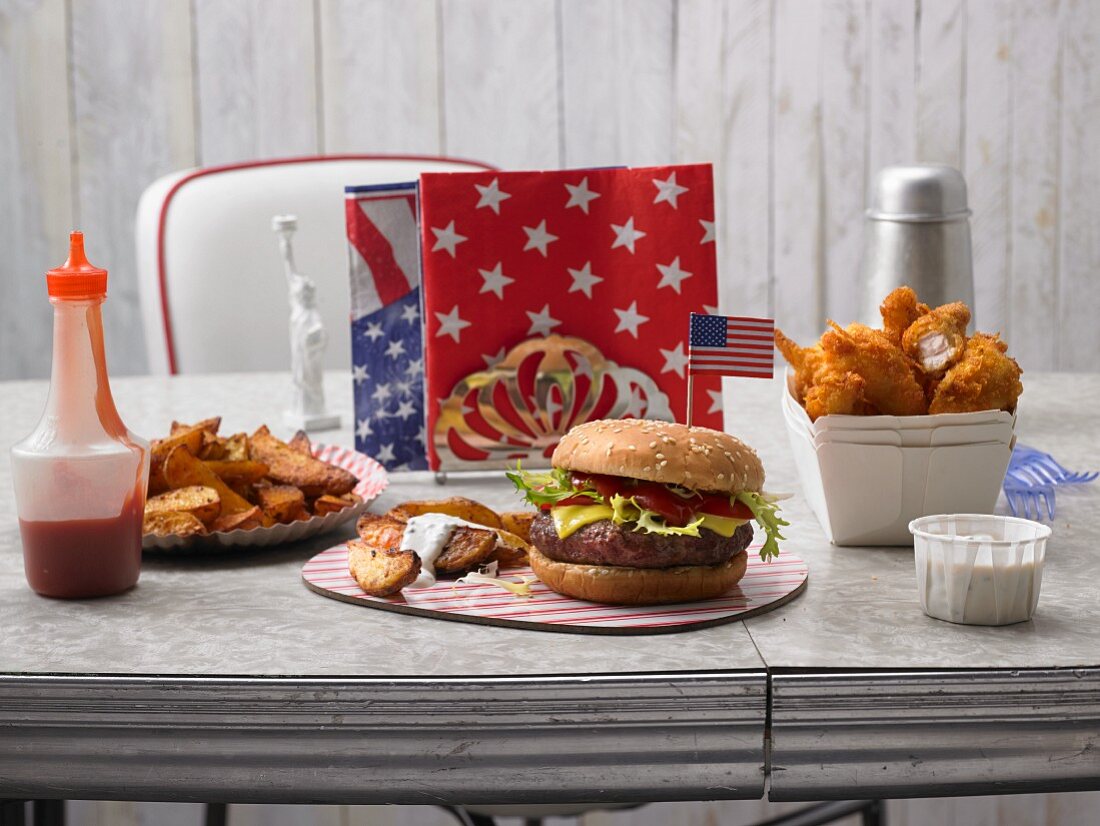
[{"xmin": 782, "ymin": 371, "xmax": 1015, "ymax": 546}]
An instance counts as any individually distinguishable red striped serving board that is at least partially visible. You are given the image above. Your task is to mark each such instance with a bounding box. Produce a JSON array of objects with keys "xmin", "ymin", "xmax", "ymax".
[{"xmin": 302, "ymin": 543, "xmax": 807, "ymax": 635}]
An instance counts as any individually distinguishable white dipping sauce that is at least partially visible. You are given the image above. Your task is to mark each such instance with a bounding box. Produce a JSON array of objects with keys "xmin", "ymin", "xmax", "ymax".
[
  {"xmin": 400, "ymin": 513, "xmax": 497, "ymax": 589},
  {"xmin": 920, "ymin": 544, "xmax": 1042, "ymax": 626}
]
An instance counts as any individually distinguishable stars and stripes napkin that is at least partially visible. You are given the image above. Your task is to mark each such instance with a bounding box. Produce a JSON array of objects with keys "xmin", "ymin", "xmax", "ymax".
[
  {"xmin": 418, "ymin": 164, "xmax": 722, "ymax": 471},
  {"xmin": 345, "ymin": 182, "xmax": 427, "ymax": 470}
]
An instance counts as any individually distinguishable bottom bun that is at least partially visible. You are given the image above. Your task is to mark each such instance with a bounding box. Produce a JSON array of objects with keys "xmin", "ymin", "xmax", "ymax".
[{"xmin": 528, "ymin": 545, "xmax": 748, "ymax": 606}]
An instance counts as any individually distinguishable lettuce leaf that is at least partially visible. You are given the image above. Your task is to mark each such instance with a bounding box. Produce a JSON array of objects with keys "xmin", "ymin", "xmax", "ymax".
[
  {"xmin": 505, "ymin": 464, "xmax": 601, "ymax": 508},
  {"xmin": 609, "ymin": 494, "xmax": 706, "ymax": 537},
  {"xmin": 736, "ymin": 491, "xmax": 788, "ymax": 561}
]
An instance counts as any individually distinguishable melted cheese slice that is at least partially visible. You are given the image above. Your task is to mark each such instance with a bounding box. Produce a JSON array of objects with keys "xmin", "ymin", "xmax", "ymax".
[
  {"xmin": 551, "ymin": 504, "xmax": 748, "ymax": 539},
  {"xmin": 552, "ymin": 504, "xmax": 614, "ymax": 538}
]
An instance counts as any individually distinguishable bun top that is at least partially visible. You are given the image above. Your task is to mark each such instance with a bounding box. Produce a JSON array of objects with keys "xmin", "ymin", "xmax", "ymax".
[{"xmin": 552, "ymin": 419, "xmax": 765, "ymax": 494}]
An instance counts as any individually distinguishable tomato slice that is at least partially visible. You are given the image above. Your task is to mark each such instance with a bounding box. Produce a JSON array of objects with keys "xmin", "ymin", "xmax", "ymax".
[
  {"xmin": 563, "ymin": 471, "xmax": 754, "ymax": 525},
  {"xmin": 556, "ymin": 494, "xmax": 597, "ymax": 507},
  {"xmin": 569, "ymin": 472, "xmax": 624, "ymax": 501},
  {"xmin": 698, "ymin": 493, "xmax": 753, "ymax": 521}
]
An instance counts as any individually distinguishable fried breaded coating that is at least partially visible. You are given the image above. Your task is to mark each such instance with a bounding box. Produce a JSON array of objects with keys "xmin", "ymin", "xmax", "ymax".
[
  {"xmin": 902, "ymin": 301, "xmax": 971, "ymax": 375},
  {"xmin": 928, "ymin": 333, "xmax": 1022, "ymax": 414},
  {"xmin": 774, "ymin": 328, "xmax": 826, "ymax": 403},
  {"xmin": 819, "ymin": 322, "xmax": 927, "ymax": 416},
  {"xmin": 879, "ymin": 286, "xmax": 930, "ymax": 346},
  {"xmin": 803, "ymin": 371, "xmax": 871, "ymax": 419}
]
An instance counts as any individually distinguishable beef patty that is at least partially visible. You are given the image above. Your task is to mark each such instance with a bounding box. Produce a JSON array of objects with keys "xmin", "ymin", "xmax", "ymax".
[{"xmin": 529, "ymin": 512, "xmax": 753, "ymax": 569}]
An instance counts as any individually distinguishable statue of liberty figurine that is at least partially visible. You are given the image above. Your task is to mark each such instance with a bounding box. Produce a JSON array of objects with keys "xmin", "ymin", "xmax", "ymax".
[{"xmin": 273, "ymin": 215, "xmax": 339, "ymax": 431}]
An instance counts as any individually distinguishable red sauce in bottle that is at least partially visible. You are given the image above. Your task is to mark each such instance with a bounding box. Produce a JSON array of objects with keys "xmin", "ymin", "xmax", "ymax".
[
  {"xmin": 19, "ymin": 492, "xmax": 143, "ymax": 599},
  {"xmin": 10, "ymin": 232, "xmax": 149, "ymax": 599}
]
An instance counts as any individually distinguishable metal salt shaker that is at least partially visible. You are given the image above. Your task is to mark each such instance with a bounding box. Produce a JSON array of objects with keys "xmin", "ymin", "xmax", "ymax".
[{"xmin": 860, "ymin": 164, "xmax": 975, "ymax": 327}]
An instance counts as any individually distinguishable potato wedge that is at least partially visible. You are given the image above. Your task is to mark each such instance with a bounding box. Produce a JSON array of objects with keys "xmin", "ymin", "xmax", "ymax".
[
  {"xmin": 171, "ymin": 417, "xmax": 221, "ymax": 436},
  {"xmin": 499, "ymin": 511, "xmax": 536, "ymax": 543},
  {"xmin": 222, "ymin": 433, "xmax": 249, "ymax": 462},
  {"xmin": 487, "ymin": 529, "xmax": 530, "ymax": 568},
  {"xmin": 348, "ymin": 540, "xmax": 421, "ymax": 597},
  {"xmin": 149, "ymin": 427, "xmax": 206, "ymax": 493},
  {"xmin": 145, "ymin": 485, "xmax": 220, "ymax": 525},
  {"xmin": 143, "ymin": 510, "xmax": 207, "ymax": 538},
  {"xmin": 434, "ymin": 526, "xmax": 497, "ymax": 574},
  {"xmin": 162, "ymin": 445, "xmax": 254, "ymax": 516},
  {"xmin": 250, "ymin": 426, "xmax": 356, "ymax": 496},
  {"xmin": 313, "ymin": 494, "xmax": 352, "ymax": 517},
  {"xmin": 210, "ymin": 505, "xmax": 263, "ymax": 532},
  {"xmin": 256, "ymin": 485, "xmax": 306, "ymax": 523},
  {"xmin": 198, "ymin": 433, "xmax": 227, "ymax": 460},
  {"xmin": 287, "ymin": 430, "xmax": 312, "ymax": 456},
  {"xmin": 203, "ymin": 459, "xmax": 270, "ymax": 486},
  {"xmin": 356, "ymin": 512, "xmax": 407, "ymax": 548},
  {"xmin": 387, "ymin": 497, "xmax": 502, "ymax": 529}
]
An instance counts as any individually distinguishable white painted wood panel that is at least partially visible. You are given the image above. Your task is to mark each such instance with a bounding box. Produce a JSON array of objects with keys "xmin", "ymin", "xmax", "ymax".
[
  {"xmin": 917, "ymin": 0, "xmax": 965, "ymax": 166},
  {"xmin": 0, "ymin": 0, "xmax": 72, "ymax": 381},
  {"xmin": 821, "ymin": 0, "xmax": 869, "ymax": 326},
  {"xmin": 70, "ymin": 0, "xmax": 196, "ymax": 377},
  {"xmin": 439, "ymin": 0, "xmax": 560, "ymax": 169},
  {"xmin": 867, "ymin": 0, "xmax": 917, "ymax": 194},
  {"xmin": 1008, "ymin": 0, "xmax": 1061, "ymax": 369},
  {"xmin": 772, "ymin": 0, "xmax": 824, "ymax": 344},
  {"xmin": 675, "ymin": 0, "xmax": 772, "ymax": 320},
  {"xmin": 1058, "ymin": 0, "xmax": 1100, "ymax": 370},
  {"xmin": 320, "ymin": 0, "xmax": 442, "ymax": 154},
  {"xmin": 964, "ymin": 0, "xmax": 1013, "ymax": 335},
  {"xmin": 193, "ymin": 0, "xmax": 319, "ymax": 165},
  {"xmin": 559, "ymin": 0, "xmax": 674, "ymax": 168}
]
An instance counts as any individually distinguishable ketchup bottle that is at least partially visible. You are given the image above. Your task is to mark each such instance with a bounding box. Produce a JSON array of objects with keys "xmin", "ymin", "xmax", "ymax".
[{"xmin": 10, "ymin": 232, "xmax": 149, "ymax": 598}]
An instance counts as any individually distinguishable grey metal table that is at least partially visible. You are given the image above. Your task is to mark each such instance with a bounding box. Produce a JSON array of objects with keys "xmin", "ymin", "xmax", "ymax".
[{"xmin": 0, "ymin": 371, "xmax": 1097, "ymax": 804}]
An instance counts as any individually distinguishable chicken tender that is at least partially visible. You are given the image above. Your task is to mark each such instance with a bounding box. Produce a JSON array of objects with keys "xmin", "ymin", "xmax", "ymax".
[
  {"xmin": 929, "ymin": 334, "xmax": 1022, "ymax": 414},
  {"xmin": 774, "ymin": 328, "xmax": 826, "ymax": 403},
  {"xmin": 803, "ymin": 371, "xmax": 871, "ymax": 420},
  {"xmin": 819, "ymin": 322, "xmax": 927, "ymax": 416},
  {"xmin": 880, "ymin": 286, "xmax": 930, "ymax": 346},
  {"xmin": 902, "ymin": 301, "xmax": 971, "ymax": 375}
]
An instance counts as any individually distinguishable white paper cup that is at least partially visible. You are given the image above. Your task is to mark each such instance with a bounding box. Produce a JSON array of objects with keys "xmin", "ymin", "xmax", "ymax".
[{"xmin": 909, "ymin": 514, "xmax": 1051, "ymax": 626}]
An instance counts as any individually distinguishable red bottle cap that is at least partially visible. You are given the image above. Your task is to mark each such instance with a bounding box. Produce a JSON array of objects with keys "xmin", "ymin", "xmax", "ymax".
[{"xmin": 46, "ymin": 231, "xmax": 107, "ymax": 299}]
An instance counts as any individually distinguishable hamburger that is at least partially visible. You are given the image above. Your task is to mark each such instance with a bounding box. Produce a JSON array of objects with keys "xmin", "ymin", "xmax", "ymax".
[{"xmin": 506, "ymin": 419, "xmax": 786, "ymax": 605}]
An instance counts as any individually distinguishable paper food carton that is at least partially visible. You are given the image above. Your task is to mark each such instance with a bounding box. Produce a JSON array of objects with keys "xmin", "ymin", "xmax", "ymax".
[{"xmin": 782, "ymin": 372, "xmax": 1014, "ymax": 546}]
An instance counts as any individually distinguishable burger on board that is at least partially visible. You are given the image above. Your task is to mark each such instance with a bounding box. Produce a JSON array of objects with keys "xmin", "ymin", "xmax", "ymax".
[{"xmin": 507, "ymin": 419, "xmax": 787, "ymax": 606}]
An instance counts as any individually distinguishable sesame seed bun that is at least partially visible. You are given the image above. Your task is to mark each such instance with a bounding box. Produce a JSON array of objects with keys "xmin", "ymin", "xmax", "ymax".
[{"xmin": 551, "ymin": 419, "xmax": 765, "ymax": 494}]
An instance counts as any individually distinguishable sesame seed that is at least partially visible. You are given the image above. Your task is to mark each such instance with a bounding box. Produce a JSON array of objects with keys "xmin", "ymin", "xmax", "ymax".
[
  {"xmin": 649, "ymin": 440, "xmax": 658, "ymax": 448},
  {"xmin": 655, "ymin": 452, "xmax": 664, "ymax": 459},
  {"xmin": 628, "ymin": 445, "xmax": 636, "ymax": 451},
  {"xmin": 643, "ymin": 466, "xmax": 651, "ymax": 472}
]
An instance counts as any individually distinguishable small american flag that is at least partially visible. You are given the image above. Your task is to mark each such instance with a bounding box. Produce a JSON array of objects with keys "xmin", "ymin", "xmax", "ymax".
[{"xmin": 688, "ymin": 313, "xmax": 775, "ymax": 378}]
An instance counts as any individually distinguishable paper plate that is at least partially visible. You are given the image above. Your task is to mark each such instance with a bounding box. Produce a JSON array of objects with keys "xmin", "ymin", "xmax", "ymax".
[
  {"xmin": 143, "ymin": 444, "xmax": 388, "ymax": 554},
  {"xmin": 302, "ymin": 543, "xmax": 808, "ymax": 635}
]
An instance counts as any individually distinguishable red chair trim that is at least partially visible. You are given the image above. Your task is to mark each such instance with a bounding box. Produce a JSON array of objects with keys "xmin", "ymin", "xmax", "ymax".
[{"xmin": 155, "ymin": 153, "xmax": 496, "ymax": 374}]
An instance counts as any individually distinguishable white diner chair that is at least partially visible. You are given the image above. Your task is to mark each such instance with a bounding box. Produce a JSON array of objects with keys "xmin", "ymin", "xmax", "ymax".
[{"xmin": 135, "ymin": 154, "xmax": 493, "ymax": 375}]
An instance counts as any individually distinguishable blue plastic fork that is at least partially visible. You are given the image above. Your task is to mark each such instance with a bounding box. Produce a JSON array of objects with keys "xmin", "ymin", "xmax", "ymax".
[
  {"xmin": 1002, "ymin": 444, "xmax": 1098, "ymax": 520},
  {"xmin": 1003, "ymin": 478, "xmax": 1056, "ymax": 520},
  {"xmin": 1009, "ymin": 445, "xmax": 1099, "ymax": 485}
]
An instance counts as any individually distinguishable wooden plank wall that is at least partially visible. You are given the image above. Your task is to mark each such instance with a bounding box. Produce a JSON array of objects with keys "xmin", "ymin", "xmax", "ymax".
[{"xmin": 3, "ymin": 0, "xmax": 1099, "ymax": 380}]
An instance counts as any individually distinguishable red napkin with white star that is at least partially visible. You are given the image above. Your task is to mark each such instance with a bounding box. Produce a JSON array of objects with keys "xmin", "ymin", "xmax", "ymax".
[{"xmin": 419, "ymin": 164, "xmax": 721, "ymax": 472}]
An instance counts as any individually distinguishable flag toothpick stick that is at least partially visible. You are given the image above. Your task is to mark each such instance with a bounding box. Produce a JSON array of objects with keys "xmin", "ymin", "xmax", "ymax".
[{"xmin": 687, "ymin": 312, "xmax": 776, "ymax": 428}]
